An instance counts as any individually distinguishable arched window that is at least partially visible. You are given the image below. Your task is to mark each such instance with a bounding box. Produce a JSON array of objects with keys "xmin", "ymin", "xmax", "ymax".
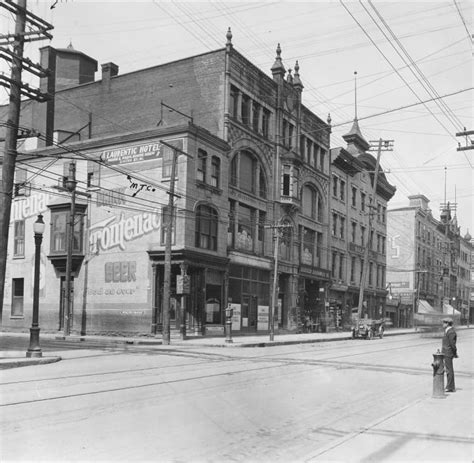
[
  {"xmin": 229, "ymin": 150, "xmax": 267, "ymax": 199},
  {"xmin": 195, "ymin": 205, "xmax": 218, "ymax": 250}
]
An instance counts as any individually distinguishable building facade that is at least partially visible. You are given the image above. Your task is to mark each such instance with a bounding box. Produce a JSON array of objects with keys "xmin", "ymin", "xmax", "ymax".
[
  {"xmin": 1, "ymin": 32, "xmax": 337, "ymax": 335},
  {"xmin": 386, "ymin": 195, "xmax": 472, "ymax": 327}
]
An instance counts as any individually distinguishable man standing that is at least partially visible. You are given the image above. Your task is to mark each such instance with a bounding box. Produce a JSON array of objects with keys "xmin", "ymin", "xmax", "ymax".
[{"xmin": 441, "ymin": 317, "xmax": 458, "ymax": 392}]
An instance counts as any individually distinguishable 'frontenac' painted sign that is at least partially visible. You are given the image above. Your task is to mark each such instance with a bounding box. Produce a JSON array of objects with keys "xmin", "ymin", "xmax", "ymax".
[{"xmin": 89, "ymin": 211, "xmax": 162, "ymax": 254}]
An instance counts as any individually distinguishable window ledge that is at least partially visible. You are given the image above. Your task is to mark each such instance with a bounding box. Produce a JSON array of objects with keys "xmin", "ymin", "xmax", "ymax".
[
  {"xmin": 196, "ymin": 181, "xmax": 222, "ymax": 195},
  {"xmin": 10, "ymin": 316, "xmax": 24, "ymax": 320}
]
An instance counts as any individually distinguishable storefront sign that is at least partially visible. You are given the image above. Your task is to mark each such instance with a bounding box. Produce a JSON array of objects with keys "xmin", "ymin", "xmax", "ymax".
[
  {"xmin": 230, "ymin": 303, "xmax": 241, "ymax": 331},
  {"xmin": 89, "ymin": 211, "xmax": 162, "ymax": 253},
  {"xmin": 176, "ymin": 275, "xmax": 190, "ymax": 294},
  {"xmin": 257, "ymin": 305, "xmax": 269, "ymax": 331}
]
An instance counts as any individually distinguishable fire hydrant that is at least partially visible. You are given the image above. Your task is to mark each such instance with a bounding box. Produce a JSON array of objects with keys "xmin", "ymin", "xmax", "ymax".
[
  {"xmin": 225, "ymin": 305, "xmax": 233, "ymax": 344},
  {"xmin": 431, "ymin": 349, "xmax": 446, "ymax": 399}
]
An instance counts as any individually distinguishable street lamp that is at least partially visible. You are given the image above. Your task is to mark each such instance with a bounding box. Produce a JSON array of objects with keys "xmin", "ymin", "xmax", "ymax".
[{"xmin": 26, "ymin": 214, "xmax": 45, "ymax": 358}]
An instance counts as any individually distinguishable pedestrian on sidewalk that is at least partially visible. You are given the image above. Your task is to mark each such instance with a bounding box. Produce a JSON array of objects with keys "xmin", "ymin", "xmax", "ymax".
[{"xmin": 441, "ymin": 317, "xmax": 458, "ymax": 392}]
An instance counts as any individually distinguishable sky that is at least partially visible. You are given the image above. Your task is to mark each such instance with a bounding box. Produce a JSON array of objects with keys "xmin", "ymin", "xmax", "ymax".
[{"xmin": 1, "ymin": 0, "xmax": 473, "ymax": 235}]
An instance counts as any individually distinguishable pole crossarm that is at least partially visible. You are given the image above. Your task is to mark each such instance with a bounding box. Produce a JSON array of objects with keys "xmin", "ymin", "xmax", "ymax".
[
  {"xmin": 1, "ymin": 0, "xmax": 53, "ymax": 40},
  {"xmin": 455, "ymin": 128, "xmax": 474, "ymax": 151},
  {"xmin": 0, "ymin": 75, "xmax": 50, "ymax": 102}
]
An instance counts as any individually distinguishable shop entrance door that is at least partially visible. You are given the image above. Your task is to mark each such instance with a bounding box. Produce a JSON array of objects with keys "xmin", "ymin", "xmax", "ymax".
[{"xmin": 241, "ymin": 295, "xmax": 257, "ymax": 332}]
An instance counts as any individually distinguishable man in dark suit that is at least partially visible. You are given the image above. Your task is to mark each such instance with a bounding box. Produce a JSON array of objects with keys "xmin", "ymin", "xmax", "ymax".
[{"xmin": 441, "ymin": 317, "xmax": 458, "ymax": 392}]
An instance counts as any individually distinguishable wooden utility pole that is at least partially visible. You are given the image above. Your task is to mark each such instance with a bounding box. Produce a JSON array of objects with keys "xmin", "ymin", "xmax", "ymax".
[
  {"xmin": 0, "ymin": 0, "xmax": 52, "ymax": 323},
  {"xmin": 265, "ymin": 223, "xmax": 292, "ymax": 341},
  {"xmin": 355, "ymin": 139, "xmax": 393, "ymax": 326},
  {"xmin": 159, "ymin": 140, "xmax": 190, "ymax": 345},
  {"xmin": 0, "ymin": 0, "xmax": 26, "ymax": 324}
]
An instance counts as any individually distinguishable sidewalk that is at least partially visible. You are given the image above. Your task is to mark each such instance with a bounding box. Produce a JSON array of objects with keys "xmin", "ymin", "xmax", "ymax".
[
  {"xmin": 305, "ymin": 381, "xmax": 473, "ymax": 462},
  {"xmin": 1, "ymin": 327, "xmax": 420, "ymax": 369}
]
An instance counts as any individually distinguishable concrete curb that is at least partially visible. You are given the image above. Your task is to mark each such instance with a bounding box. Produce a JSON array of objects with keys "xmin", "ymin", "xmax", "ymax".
[{"xmin": 0, "ymin": 354, "xmax": 62, "ymax": 370}]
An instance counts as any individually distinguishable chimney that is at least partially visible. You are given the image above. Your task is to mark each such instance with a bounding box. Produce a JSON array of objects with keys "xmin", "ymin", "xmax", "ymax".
[
  {"xmin": 101, "ymin": 62, "xmax": 119, "ymax": 85},
  {"xmin": 34, "ymin": 46, "xmax": 57, "ymax": 147}
]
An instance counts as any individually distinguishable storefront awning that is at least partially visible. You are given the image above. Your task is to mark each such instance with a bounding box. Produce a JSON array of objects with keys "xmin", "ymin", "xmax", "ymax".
[
  {"xmin": 417, "ymin": 299, "xmax": 437, "ymax": 314},
  {"xmin": 443, "ymin": 304, "xmax": 461, "ymax": 316}
]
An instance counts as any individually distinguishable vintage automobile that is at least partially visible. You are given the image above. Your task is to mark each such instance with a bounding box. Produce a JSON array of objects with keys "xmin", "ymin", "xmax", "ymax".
[{"xmin": 352, "ymin": 319, "xmax": 385, "ymax": 339}]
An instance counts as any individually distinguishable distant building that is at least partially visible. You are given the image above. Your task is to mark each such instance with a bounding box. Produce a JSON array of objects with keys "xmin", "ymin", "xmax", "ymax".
[{"xmin": 386, "ymin": 195, "xmax": 472, "ymax": 327}]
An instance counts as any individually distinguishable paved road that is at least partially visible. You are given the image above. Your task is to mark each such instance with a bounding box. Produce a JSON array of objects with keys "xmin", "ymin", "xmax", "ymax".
[{"xmin": 0, "ymin": 331, "xmax": 472, "ymax": 462}]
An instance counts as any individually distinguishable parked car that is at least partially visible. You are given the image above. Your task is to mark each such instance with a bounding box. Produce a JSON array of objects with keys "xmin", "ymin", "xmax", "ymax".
[{"xmin": 352, "ymin": 319, "xmax": 385, "ymax": 339}]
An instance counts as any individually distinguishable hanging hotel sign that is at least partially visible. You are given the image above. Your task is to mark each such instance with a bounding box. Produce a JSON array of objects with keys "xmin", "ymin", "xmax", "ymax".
[{"xmin": 98, "ymin": 138, "xmax": 183, "ymax": 166}]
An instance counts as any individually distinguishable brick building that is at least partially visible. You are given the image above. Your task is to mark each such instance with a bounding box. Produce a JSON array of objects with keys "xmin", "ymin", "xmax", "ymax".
[
  {"xmin": 329, "ymin": 119, "xmax": 395, "ymax": 329},
  {"xmin": 1, "ymin": 31, "xmax": 338, "ymax": 336},
  {"xmin": 386, "ymin": 195, "xmax": 472, "ymax": 327}
]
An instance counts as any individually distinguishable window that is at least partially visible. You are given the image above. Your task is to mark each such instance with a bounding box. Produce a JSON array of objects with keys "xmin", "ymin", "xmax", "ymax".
[
  {"xmin": 13, "ymin": 220, "xmax": 25, "ymax": 257},
  {"xmin": 361, "ymin": 192, "xmax": 366, "ymax": 212},
  {"xmin": 14, "ymin": 168, "xmax": 29, "ymax": 197},
  {"xmin": 259, "ymin": 169, "xmax": 267, "ymax": 199},
  {"xmin": 87, "ymin": 161, "xmax": 100, "ymax": 188},
  {"xmin": 332, "ymin": 213, "xmax": 338, "ymax": 236},
  {"xmin": 211, "ymin": 156, "xmax": 220, "ymax": 188},
  {"xmin": 50, "ymin": 210, "xmax": 84, "ymax": 254},
  {"xmin": 340, "ymin": 217, "xmax": 345, "ymax": 239},
  {"xmin": 351, "ymin": 222, "xmax": 357, "ymax": 243},
  {"xmin": 302, "ymin": 185, "xmax": 317, "ymax": 219},
  {"xmin": 339, "ymin": 254, "xmax": 344, "ymax": 280},
  {"xmin": 230, "ymin": 85, "xmax": 239, "ymax": 119},
  {"xmin": 252, "ymin": 101, "xmax": 260, "ymax": 132},
  {"xmin": 319, "ymin": 149, "xmax": 326, "ymax": 172},
  {"xmin": 281, "ymin": 165, "xmax": 298, "ymax": 199},
  {"xmin": 241, "ymin": 95, "xmax": 250, "ymax": 125},
  {"xmin": 340, "ymin": 179, "xmax": 345, "ymax": 201},
  {"xmin": 369, "ymin": 262, "xmax": 373, "ymax": 286},
  {"xmin": 288, "ymin": 123, "xmax": 294, "ymax": 149},
  {"xmin": 302, "ymin": 227, "xmax": 316, "ymax": 266},
  {"xmin": 351, "ymin": 256, "xmax": 356, "ymax": 282},
  {"xmin": 361, "ymin": 226, "xmax": 366, "ymax": 246},
  {"xmin": 11, "ymin": 278, "xmax": 24, "ymax": 317},
  {"xmin": 262, "ymin": 109, "xmax": 270, "ymax": 139},
  {"xmin": 332, "ymin": 175, "xmax": 338, "ymax": 197},
  {"xmin": 331, "ymin": 251, "xmax": 337, "ymax": 277},
  {"xmin": 236, "ymin": 203, "xmax": 255, "ymax": 252},
  {"xmin": 197, "ymin": 149, "xmax": 207, "ymax": 183},
  {"xmin": 195, "ymin": 205, "xmax": 218, "ymax": 251},
  {"xmin": 51, "ymin": 211, "xmax": 67, "ymax": 253},
  {"xmin": 239, "ymin": 151, "xmax": 256, "ymax": 194},
  {"xmin": 351, "ymin": 187, "xmax": 357, "ymax": 207},
  {"xmin": 283, "ymin": 120, "xmax": 289, "ymax": 147},
  {"xmin": 162, "ymin": 146, "xmax": 174, "ymax": 178}
]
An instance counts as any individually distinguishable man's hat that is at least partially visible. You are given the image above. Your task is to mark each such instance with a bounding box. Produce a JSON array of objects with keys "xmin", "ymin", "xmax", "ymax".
[{"xmin": 442, "ymin": 317, "xmax": 453, "ymax": 323}]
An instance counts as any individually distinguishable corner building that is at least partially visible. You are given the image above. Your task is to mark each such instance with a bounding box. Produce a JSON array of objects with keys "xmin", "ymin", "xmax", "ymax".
[{"xmin": 2, "ymin": 31, "xmax": 333, "ymax": 336}]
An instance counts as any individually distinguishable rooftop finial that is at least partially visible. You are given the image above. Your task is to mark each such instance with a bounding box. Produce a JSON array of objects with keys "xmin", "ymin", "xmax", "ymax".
[
  {"xmin": 226, "ymin": 27, "xmax": 232, "ymax": 45},
  {"xmin": 271, "ymin": 43, "xmax": 285, "ymax": 76}
]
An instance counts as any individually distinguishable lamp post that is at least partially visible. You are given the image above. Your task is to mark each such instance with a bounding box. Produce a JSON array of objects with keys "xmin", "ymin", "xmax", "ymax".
[{"xmin": 26, "ymin": 214, "xmax": 45, "ymax": 358}]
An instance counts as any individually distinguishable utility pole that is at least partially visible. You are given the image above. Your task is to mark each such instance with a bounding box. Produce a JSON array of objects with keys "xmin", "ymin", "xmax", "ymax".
[
  {"xmin": 0, "ymin": 0, "xmax": 52, "ymax": 323},
  {"xmin": 159, "ymin": 140, "xmax": 190, "ymax": 345},
  {"xmin": 355, "ymin": 139, "xmax": 393, "ymax": 326},
  {"xmin": 265, "ymin": 223, "xmax": 292, "ymax": 341},
  {"xmin": 64, "ymin": 162, "xmax": 77, "ymax": 336}
]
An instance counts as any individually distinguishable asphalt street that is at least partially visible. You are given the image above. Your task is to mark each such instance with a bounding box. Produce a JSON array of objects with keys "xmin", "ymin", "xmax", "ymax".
[{"xmin": 0, "ymin": 330, "xmax": 472, "ymax": 462}]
